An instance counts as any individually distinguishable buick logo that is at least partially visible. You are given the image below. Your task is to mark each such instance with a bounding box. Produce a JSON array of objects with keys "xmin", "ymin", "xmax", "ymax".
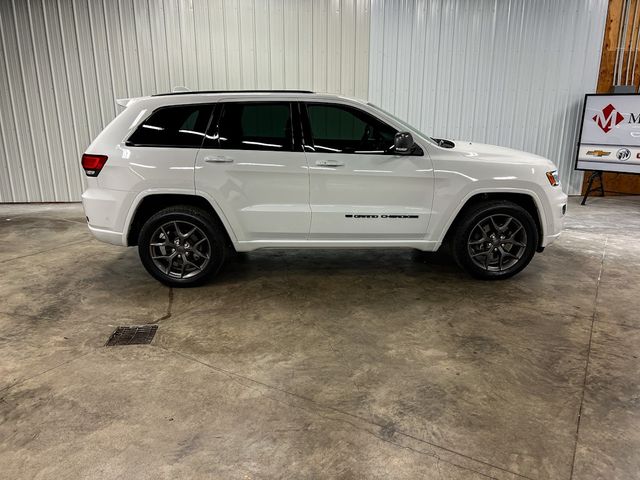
[
  {"xmin": 593, "ymin": 104, "xmax": 624, "ymax": 133},
  {"xmin": 616, "ymin": 148, "xmax": 631, "ymax": 161}
]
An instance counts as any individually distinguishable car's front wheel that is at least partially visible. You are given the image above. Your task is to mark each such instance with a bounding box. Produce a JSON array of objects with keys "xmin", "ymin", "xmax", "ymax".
[
  {"xmin": 138, "ymin": 206, "xmax": 227, "ymax": 287},
  {"xmin": 451, "ymin": 200, "xmax": 538, "ymax": 280}
]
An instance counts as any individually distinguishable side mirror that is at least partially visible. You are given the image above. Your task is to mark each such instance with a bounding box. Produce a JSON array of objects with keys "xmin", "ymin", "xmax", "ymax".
[{"xmin": 393, "ymin": 132, "xmax": 415, "ymax": 154}]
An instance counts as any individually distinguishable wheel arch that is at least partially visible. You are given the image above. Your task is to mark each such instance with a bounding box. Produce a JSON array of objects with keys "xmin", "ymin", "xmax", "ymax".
[
  {"xmin": 440, "ymin": 190, "xmax": 545, "ymax": 252},
  {"xmin": 125, "ymin": 193, "xmax": 237, "ymax": 249}
]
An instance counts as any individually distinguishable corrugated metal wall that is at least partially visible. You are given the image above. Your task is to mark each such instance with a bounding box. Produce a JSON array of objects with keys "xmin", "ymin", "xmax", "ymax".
[
  {"xmin": 369, "ymin": 0, "xmax": 608, "ymax": 194},
  {"xmin": 0, "ymin": 0, "xmax": 609, "ymax": 201},
  {"xmin": 0, "ymin": 0, "xmax": 370, "ymax": 202}
]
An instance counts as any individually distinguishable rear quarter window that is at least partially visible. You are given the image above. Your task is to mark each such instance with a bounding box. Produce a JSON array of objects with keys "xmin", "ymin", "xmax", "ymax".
[{"xmin": 126, "ymin": 104, "xmax": 213, "ymax": 148}]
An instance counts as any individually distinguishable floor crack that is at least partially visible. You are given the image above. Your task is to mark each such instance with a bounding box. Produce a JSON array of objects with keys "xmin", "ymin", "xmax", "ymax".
[
  {"xmin": 152, "ymin": 287, "xmax": 173, "ymax": 324},
  {"xmin": 0, "ymin": 239, "xmax": 91, "ymax": 264},
  {"xmin": 569, "ymin": 235, "xmax": 608, "ymax": 479},
  {"xmin": 0, "ymin": 352, "xmax": 92, "ymax": 394}
]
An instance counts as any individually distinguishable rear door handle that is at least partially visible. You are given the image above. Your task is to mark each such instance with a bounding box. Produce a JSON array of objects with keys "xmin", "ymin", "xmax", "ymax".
[
  {"xmin": 315, "ymin": 159, "xmax": 344, "ymax": 167},
  {"xmin": 204, "ymin": 156, "xmax": 233, "ymax": 163}
]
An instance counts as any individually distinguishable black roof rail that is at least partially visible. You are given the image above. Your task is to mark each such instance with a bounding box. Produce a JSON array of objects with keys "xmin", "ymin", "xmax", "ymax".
[{"xmin": 152, "ymin": 89, "xmax": 315, "ymax": 97}]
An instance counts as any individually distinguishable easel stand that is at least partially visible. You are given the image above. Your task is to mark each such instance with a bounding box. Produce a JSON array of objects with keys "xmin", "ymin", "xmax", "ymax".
[{"xmin": 581, "ymin": 170, "xmax": 605, "ymax": 205}]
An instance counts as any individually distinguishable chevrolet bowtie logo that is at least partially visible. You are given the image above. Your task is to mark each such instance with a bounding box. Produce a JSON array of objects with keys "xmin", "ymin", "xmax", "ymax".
[{"xmin": 586, "ymin": 150, "xmax": 611, "ymax": 157}]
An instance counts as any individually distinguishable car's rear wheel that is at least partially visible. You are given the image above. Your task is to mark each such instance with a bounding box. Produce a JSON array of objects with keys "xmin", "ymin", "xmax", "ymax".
[
  {"xmin": 138, "ymin": 206, "xmax": 227, "ymax": 287},
  {"xmin": 451, "ymin": 200, "xmax": 538, "ymax": 280}
]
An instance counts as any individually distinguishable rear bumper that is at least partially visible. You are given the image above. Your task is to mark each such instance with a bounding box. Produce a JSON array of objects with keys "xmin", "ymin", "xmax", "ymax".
[
  {"xmin": 82, "ymin": 187, "xmax": 130, "ymax": 246},
  {"xmin": 87, "ymin": 225, "xmax": 126, "ymax": 246}
]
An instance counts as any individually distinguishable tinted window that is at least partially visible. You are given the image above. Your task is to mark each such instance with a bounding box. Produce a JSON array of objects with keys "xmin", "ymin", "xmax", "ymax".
[
  {"xmin": 210, "ymin": 102, "xmax": 293, "ymax": 151},
  {"xmin": 305, "ymin": 104, "xmax": 397, "ymax": 154},
  {"xmin": 127, "ymin": 104, "xmax": 212, "ymax": 147}
]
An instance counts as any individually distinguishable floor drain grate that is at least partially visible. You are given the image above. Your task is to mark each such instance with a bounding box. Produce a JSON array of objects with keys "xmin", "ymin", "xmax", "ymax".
[{"xmin": 105, "ymin": 325, "xmax": 158, "ymax": 346}]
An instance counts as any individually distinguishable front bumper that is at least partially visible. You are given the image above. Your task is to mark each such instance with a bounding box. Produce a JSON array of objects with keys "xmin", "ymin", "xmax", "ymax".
[{"xmin": 541, "ymin": 189, "xmax": 568, "ymax": 247}]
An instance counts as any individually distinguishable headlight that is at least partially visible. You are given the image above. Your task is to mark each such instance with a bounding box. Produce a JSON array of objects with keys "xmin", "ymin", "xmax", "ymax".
[{"xmin": 546, "ymin": 170, "xmax": 560, "ymax": 186}]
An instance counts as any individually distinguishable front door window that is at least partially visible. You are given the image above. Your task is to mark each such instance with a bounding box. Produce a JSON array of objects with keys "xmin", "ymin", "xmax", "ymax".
[{"xmin": 305, "ymin": 103, "xmax": 397, "ymax": 154}]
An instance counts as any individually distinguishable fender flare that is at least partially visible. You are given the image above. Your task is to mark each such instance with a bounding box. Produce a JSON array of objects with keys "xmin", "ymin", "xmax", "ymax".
[
  {"xmin": 193, "ymin": 189, "xmax": 240, "ymax": 248},
  {"xmin": 123, "ymin": 188, "xmax": 240, "ymax": 248},
  {"xmin": 434, "ymin": 186, "xmax": 549, "ymax": 249}
]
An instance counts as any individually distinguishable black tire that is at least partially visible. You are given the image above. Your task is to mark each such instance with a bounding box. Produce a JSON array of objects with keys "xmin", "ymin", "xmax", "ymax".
[
  {"xmin": 451, "ymin": 200, "xmax": 538, "ymax": 280},
  {"xmin": 138, "ymin": 205, "xmax": 227, "ymax": 287}
]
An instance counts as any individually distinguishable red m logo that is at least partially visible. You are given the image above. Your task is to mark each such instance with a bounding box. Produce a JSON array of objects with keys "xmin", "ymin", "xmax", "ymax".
[{"xmin": 593, "ymin": 104, "xmax": 624, "ymax": 133}]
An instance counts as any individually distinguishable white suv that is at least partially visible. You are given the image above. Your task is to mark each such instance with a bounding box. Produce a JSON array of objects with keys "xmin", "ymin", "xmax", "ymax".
[{"xmin": 81, "ymin": 90, "xmax": 567, "ymax": 286}]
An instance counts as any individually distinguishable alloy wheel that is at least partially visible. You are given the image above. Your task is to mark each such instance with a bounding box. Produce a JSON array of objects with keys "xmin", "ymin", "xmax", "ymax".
[
  {"xmin": 149, "ymin": 221, "xmax": 211, "ymax": 279},
  {"xmin": 467, "ymin": 214, "xmax": 527, "ymax": 272}
]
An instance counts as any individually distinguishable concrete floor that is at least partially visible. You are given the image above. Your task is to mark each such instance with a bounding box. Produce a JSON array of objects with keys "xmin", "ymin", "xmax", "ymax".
[{"xmin": 0, "ymin": 197, "xmax": 639, "ymax": 479}]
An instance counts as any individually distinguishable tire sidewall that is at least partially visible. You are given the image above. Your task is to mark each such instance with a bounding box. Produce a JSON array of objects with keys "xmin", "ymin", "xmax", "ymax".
[
  {"xmin": 138, "ymin": 209, "xmax": 226, "ymax": 287},
  {"xmin": 453, "ymin": 202, "xmax": 538, "ymax": 280}
]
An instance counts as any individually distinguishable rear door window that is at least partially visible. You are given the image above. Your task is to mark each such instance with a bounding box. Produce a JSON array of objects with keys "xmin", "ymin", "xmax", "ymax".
[
  {"xmin": 205, "ymin": 102, "xmax": 294, "ymax": 151},
  {"xmin": 127, "ymin": 104, "xmax": 213, "ymax": 147}
]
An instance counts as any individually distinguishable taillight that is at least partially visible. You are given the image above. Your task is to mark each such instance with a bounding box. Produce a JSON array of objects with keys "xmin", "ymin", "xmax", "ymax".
[{"xmin": 82, "ymin": 154, "xmax": 108, "ymax": 177}]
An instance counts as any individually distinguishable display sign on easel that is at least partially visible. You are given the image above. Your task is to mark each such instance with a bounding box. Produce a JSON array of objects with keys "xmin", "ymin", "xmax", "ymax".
[{"xmin": 576, "ymin": 93, "xmax": 640, "ymax": 203}]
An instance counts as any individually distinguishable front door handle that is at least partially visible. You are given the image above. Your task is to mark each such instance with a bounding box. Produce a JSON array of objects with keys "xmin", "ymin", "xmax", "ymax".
[
  {"xmin": 315, "ymin": 159, "xmax": 344, "ymax": 167},
  {"xmin": 204, "ymin": 156, "xmax": 233, "ymax": 163}
]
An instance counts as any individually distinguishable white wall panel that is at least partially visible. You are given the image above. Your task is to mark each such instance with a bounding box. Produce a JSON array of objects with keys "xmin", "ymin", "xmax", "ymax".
[
  {"xmin": 0, "ymin": 0, "xmax": 371, "ymax": 202},
  {"xmin": 369, "ymin": 0, "xmax": 608, "ymax": 194}
]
